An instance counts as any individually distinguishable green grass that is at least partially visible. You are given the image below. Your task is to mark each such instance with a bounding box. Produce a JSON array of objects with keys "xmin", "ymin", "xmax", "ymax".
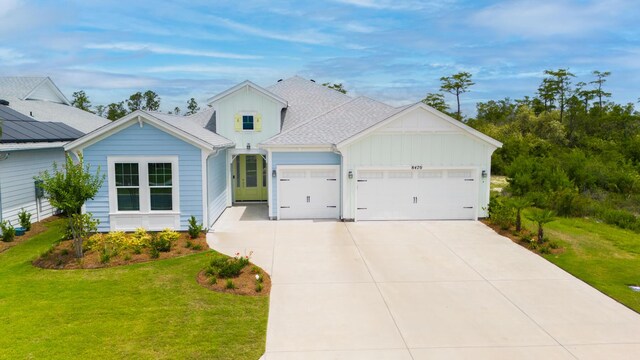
[
  {"xmin": 522, "ymin": 212, "xmax": 640, "ymax": 313},
  {"xmin": 0, "ymin": 219, "xmax": 268, "ymax": 360}
]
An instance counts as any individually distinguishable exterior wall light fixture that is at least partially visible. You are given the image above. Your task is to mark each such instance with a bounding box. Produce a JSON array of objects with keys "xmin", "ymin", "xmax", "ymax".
[{"xmin": 348, "ymin": 170, "xmax": 353, "ymax": 179}]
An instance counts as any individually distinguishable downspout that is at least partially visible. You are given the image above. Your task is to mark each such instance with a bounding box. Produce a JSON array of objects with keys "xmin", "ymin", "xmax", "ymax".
[{"xmin": 0, "ymin": 153, "xmax": 6, "ymax": 223}]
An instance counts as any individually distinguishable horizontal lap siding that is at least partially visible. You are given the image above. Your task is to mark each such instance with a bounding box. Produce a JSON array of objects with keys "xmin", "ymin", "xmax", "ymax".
[
  {"xmin": 83, "ymin": 122, "xmax": 203, "ymax": 231},
  {"xmin": 0, "ymin": 148, "xmax": 65, "ymax": 226},
  {"xmin": 270, "ymin": 152, "xmax": 342, "ymax": 217},
  {"xmin": 207, "ymin": 149, "xmax": 228, "ymax": 227}
]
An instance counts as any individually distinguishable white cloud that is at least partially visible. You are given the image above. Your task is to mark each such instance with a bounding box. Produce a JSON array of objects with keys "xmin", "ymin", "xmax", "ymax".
[
  {"xmin": 210, "ymin": 16, "xmax": 336, "ymax": 45},
  {"xmin": 344, "ymin": 22, "xmax": 377, "ymax": 34},
  {"xmin": 471, "ymin": 0, "xmax": 627, "ymax": 38},
  {"xmin": 333, "ymin": 0, "xmax": 452, "ymax": 11},
  {"xmin": 84, "ymin": 42, "xmax": 261, "ymax": 60},
  {"xmin": 142, "ymin": 64, "xmax": 279, "ymax": 76},
  {"xmin": 0, "ymin": 47, "xmax": 34, "ymax": 65}
]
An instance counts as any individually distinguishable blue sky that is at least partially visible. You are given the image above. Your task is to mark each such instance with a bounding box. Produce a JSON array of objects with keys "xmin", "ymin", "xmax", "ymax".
[{"xmin": 1, "ymin": 0, "xmax": 639, "ymax": 115}]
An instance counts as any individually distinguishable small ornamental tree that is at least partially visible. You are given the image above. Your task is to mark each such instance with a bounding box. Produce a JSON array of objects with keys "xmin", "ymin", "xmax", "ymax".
[
  {"xmin": 37, "ymin": 154, "xmax": 104, "ymax": 257},
  {"xmin": 507, "ymin": 197, "xmax": 532, "ymax": 232},
  {"xmin": 526, "ymin": 209, "xmax": 556, "ymax": 243}
]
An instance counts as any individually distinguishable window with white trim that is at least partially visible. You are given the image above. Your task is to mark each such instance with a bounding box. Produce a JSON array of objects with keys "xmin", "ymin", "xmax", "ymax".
[
  {"xmin": 110, "ymin": 157, "xmax": 178, "ymax": 213},
  {"xmin": 115, "ymin": 163, "xmax": 140, "ymax": 211},
  {"xmin": 148, "ymin": 163, "xmax": 173, "ymax": 210},
  {"xmin": 242, "ymin": 115, "xmax": 254, "ymax": 130}
]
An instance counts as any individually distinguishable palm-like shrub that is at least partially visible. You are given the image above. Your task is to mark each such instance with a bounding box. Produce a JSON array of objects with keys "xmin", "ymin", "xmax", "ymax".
[{"xmin": 526, "ymin": 209, "xmax": 556, "ymax": 243}]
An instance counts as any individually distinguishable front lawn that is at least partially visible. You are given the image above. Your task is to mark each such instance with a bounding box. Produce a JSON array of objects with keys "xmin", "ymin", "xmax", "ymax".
[
  {"xmin": 522, "ymin": 213, "xmax": 640, "ymax": 313},
  {"xmin": 0, "ymin": 219, "xmax": 268, "ymax": 360}
]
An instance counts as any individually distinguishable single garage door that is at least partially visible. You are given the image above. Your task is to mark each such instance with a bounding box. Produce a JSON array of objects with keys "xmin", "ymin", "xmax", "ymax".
[
  {"xmin": 277, "ymin": 165, "xmax": 340, "ymax": 219},
  {"xmin": 356, "ymin": 168, "xmax": 477, "ymax": 220}
]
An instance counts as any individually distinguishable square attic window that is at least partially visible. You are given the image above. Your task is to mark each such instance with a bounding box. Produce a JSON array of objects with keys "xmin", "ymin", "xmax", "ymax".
[{"xmin": 242, "ymin": 115, "xmax": 254, "ymax": 130}]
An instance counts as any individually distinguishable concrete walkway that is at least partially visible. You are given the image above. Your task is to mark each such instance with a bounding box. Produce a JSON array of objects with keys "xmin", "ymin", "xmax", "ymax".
[{"xmin": 207, "ymin": 205, "xmax": 640, "ymax": 360}]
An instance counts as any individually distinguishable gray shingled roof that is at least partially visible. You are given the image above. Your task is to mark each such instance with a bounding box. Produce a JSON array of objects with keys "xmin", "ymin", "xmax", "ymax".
[
  {"xmin": 267, "ymin": 76, "xmax": 353, "ymax": 131},
  {"xmin": 0, "ymin": 77, "xmax": 109, "ymax": 133},
  {"xmin": 0, "ymin": 77, "xmax": 48, "ymax": 100},
  {"xmin": 262, "ymin": 96, "xmax": 407, "ymax": 146},
  {"xmin": 147, "ymin": 111, "xmax": 233, "ymax": 148},
  {"xmin": 0, "ymin": 105, "xmax": 84, "ymax": 143}
]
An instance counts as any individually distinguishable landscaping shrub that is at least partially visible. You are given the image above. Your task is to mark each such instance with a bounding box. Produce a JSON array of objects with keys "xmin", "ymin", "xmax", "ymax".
[
  {"xmin": 225, "ymin": 279, "xmax": 236, "ymax": 289},
  {"xmin": 17, "ymin": 209, "xmax": 32, "ymax": 231},
  {"xmin": 207, "ymin": 253, "xmax": 250, "ymax": 279},
  {"xmin": 187, "ymin": 215, "xmax": 205, "ymax": 239},
  {"xmin": 0, "ymin": 220, "xmax": 16, "ymax": 242},
  {"xmin": 150, "ymin": 229, "xmax": 180, "ymax": 253},
  {"xmin": 488, "ymin": 194, "xmax": 515, "ymax": 230},
  {"xmin": 128, "ymin": 228, "xmax": 151, "ymax": 254}
]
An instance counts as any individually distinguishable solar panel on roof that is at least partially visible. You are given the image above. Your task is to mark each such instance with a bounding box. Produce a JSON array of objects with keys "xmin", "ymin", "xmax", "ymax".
[{"xmin": 0, "ymin": 105, "xmax": 84, "ymax": 143}]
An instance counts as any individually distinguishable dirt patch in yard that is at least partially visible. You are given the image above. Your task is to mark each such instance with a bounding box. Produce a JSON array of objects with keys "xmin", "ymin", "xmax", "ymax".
[
  {"xmin": 0, "ymin": 216, "xmax": 62, "ymax": 253},
  {"xmin": 33, "ymin": 232, "xmax": 209, "ymax": 269}
]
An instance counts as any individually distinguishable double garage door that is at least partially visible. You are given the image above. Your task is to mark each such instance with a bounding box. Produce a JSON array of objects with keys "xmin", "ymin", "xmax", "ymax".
[
  {"xmin": 356, "ymin": 168, "xmax": 477, "ymax": 221},
  {"xmin": 278, "ymin": 165, "xmax": 340, "ymax": 219}
]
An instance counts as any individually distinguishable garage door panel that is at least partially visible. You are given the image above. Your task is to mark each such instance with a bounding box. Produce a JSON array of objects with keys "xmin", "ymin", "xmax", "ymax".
[
  {"xmin": 356, "ymin": 168, "xmax": 477, "ymax": 221},
  {"xmin": 278, "ymin": 166, "xmax": 340, "ymax": 219}
]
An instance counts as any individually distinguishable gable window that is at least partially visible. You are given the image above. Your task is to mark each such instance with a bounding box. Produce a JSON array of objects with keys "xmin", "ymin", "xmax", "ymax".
[
  {"xmin": 115, "ymin": 163, "xmax": 140, "ymax": 211},
  {"xmin": 109, "ymin": 157, "xmax": 179, "ymax": 214},
  {"xmin": 242, "ymin": 115, "xmax": 254, "ymax": 131}
]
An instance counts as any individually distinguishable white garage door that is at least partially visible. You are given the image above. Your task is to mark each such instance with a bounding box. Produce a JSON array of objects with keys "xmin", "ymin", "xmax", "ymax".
[
  {"xmin": 277, "ymin": 165, "xmax": 340, "ymax": 219},
  {"xmin": 356, "ymin": 168, "xmax": 477, "ymax": 220}
]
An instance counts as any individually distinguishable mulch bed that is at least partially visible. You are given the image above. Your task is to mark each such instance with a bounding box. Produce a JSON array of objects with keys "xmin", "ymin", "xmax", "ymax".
[
  {"xmin": 197, "ymin": 263, "xmax": 271, "ymax": 297},
  {"xmin": 33, "ymin": 233, "xmax": 209, "ymax": 269},
  {"xmin": 0, "ymin": 215, "xmax": 62, "ymax": 253},
  {"xmin": 481, "ymin": 219, "xmax": 564, "ymax": 255}
]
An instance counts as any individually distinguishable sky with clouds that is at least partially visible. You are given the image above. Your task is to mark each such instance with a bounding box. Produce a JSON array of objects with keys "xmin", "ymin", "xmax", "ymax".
[{"xmin": 1, "ymin": 0, "xmax": 638, "ymax": 115}]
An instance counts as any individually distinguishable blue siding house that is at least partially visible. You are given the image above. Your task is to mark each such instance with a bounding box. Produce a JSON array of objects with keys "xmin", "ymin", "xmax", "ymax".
[{"xmin": 66, "ymin": 76, "xmax": 501, "ymax": 231}]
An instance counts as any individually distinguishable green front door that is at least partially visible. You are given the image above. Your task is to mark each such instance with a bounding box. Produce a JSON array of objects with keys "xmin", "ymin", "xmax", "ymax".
[{"xmin": 234, "ymin": 155, "xmax": 268, "ymax": 201}]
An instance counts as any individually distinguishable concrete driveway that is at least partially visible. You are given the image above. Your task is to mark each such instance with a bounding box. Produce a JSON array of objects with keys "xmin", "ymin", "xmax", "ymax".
[{"xmin": 208, "ymin": 206, "xmax": 640, "ymax": 359}]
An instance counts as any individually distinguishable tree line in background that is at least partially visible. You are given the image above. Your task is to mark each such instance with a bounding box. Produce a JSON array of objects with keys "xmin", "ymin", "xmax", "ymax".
[
  {"xmin": 71, "ymin": 90, "xmax": 201, "ymax": 121},
  {"xmin": 464, "ymin": 69, "xmax": 640, "ymax": 233}
]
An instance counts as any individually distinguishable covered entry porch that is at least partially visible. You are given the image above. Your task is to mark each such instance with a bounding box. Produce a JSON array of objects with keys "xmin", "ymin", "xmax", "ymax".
[{"xmin": 229, "ymin": 150, "xmax": 268, "ymax": 202}]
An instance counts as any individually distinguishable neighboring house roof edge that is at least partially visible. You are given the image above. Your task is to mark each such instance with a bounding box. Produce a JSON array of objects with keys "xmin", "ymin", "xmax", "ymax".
[
  {"xmin": 206, "ymin": 80, "xmax": 288, "ymax": 107},
  {"xmin": 0, "ymin": 141, "xmax": 69, "ymax": 152}
]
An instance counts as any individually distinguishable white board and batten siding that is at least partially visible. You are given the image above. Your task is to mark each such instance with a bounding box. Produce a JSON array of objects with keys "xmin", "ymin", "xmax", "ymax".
[
  {"xmin": 213, "ymin": 86, "xmax": 283, "ymax": 150},
  {"xmin": 341, "ymin": 107, "xmax": 496, "ymax": 221},
  {"xmin": 0, "ymin": 148, "xmax": 65, "ymax": 226},
  {"xmin": 277, "ymin": 165, "xmax": 340, "ymax": 219}
]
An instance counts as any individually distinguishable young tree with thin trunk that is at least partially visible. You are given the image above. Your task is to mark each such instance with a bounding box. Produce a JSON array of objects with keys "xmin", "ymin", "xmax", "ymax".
[
  {"xmin": 526, "ymin": 209, "xmax": 556, "ymax": 243},
  {"xmin": 508, "ymin": 197, "xmax": 532, "ymax": 232},
  {"xmin": 591, "ymin": 70, "xmax": 611, "ymax": 108},
  {"xmin": 543, "ymin": 69, "xmax": 575, "ymax": 124},
  {"xmin": 440, "ymin": 72, "xmax": 474, "ymax": 120},
  {"xmin": 37, "ymin": 154, "xmax": 104, "ymax": 258}
]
